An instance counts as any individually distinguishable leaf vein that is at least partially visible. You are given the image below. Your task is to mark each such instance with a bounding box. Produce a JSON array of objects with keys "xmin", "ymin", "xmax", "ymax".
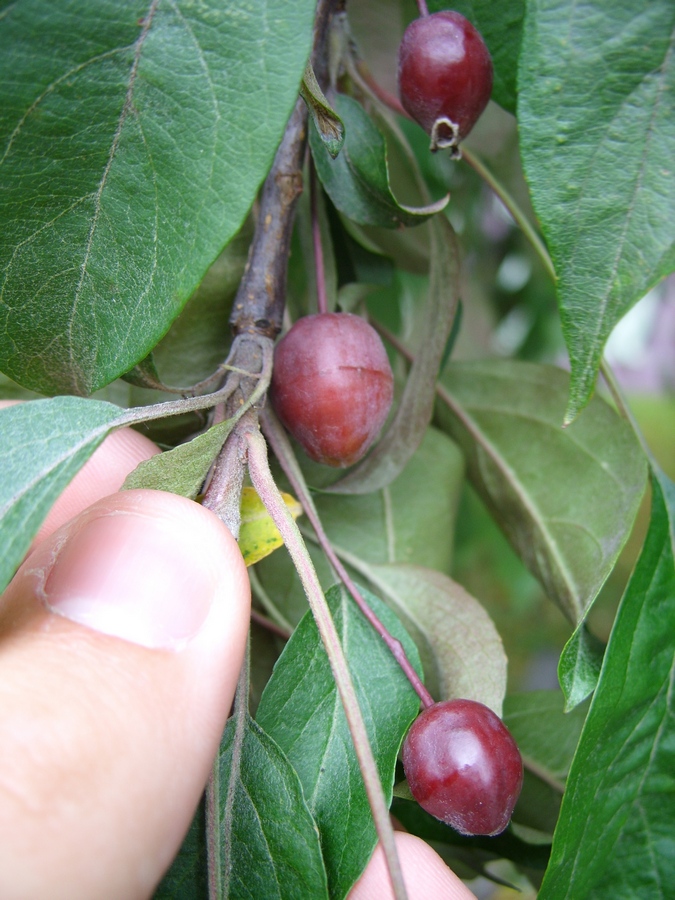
[
  {"xmin": 68, "ymin": 0, "xmax": 160, "ymax": 382},
  {"xmin": 0, "ymin": 47, "xmax": 131, "ymax": 167},
  {"xmin": 238, "ymin": 780, "xmax": 283, "ymax": 899}
]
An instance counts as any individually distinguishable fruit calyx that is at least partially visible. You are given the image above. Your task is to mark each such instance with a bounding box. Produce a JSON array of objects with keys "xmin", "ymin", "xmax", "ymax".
[{"xmin": 430, "ymin": 117, "xmax": 460, "ymax": 153}]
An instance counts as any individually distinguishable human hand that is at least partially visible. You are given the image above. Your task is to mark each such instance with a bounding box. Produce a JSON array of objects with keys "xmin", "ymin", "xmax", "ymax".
[{"xmin": 0, "ymin": 415, "xmax": 475, "ymax": 899}]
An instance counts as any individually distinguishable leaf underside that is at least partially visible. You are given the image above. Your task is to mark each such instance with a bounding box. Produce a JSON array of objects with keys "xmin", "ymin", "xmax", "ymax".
[
  {"xmin": 436, "ymin": 359, "xmax": 647, "ymax": 624},
  {"xmin": 0, "ymin": 397, "xmax": 125, "ymax": 593}
]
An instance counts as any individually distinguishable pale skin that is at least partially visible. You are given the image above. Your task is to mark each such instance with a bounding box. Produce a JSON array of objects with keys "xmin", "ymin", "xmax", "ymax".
[{"xmin": 0, "ymin": 403, "xmax": 475, "ymax": 899}]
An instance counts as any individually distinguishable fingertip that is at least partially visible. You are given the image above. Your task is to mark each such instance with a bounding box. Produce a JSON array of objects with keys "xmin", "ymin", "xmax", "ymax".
[
  {"xmin": 30, "ymin": 488, "xmax": 250, "ymax": 652},
  {"xmin": 0, "ymin": 489, "xmax": 251, "ymax": 899},
  {"xmin": 349, "ymin": 832, "xmax": 477, "ymax": 900}
]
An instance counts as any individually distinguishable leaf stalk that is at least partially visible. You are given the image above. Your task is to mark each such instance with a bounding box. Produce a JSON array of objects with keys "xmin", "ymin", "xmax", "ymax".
[
  {"xmin": 310, "ymin": 157, "xmax": 329, "ymax": 316},
  {"xmin": 245, "ymin": 425, "xmax": 409, "ymax": 900}
]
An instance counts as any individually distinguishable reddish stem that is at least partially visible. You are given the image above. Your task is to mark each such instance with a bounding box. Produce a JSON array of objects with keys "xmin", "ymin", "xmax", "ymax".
[
  {"xmin": 250, "ymin": 608, "xmax": 291, "ymax": 640},
  {"xmin": 355, "ymin": 61, "xmax": 409, "ymax": 118},
  {"xmin": 416, "ymin": 0, "xmax": 430, "ymax": 17},
  {"xmin": 369, "ymin": 318, "xmax": 412, "ymax": 363},
  {"xmin": 261, "ymin": 408, "xmax": 435, "ymax": 710},
  {"xmin": 319, "ymin": 522, "xmax": 435, "ymax": 710},
  {"xmin": 309, "ymin": 157, "xmax": 329, "ymax": 315}
]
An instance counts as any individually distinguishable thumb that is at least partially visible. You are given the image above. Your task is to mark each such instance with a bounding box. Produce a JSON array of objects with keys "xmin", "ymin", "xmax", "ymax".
[{"xmin": 0, "ymin": 489, "xmax": 250, "ymax": 900}]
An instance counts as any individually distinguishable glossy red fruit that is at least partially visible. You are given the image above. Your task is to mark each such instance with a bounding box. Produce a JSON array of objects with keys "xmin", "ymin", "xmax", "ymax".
[
  {"xmin": 402, "ymin": 699, "xmax": 523, "ymax": 836},
  {"xmin": 270, "ymin": 312, "xmax": 393, "ymax": 467},
  {"xmin": 398, "ymin": 11, "xmax": 493, "ymax": 155}
]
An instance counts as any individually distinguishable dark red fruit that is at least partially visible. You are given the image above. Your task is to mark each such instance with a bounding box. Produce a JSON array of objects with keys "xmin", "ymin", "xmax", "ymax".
[
  {"xmin": 402, "ymin": 699, "xmax": 523, "ymax": 836},
  {"xmin": 270, "ymin": 312, "xmax": 394, "ymax": 467},
  {"xmin": 398, "ymin": 11, "xmax": 493, "ymax": 155}
]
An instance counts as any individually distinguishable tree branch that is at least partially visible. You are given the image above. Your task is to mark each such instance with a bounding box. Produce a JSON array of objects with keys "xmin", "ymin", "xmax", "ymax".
[{"xmin": 229, "ymin": 0, "xmax": 336, "ymax": 338}]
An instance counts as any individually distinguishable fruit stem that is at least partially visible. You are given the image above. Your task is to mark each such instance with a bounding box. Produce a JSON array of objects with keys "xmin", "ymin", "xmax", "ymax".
[
  {"xmin": 350, "ymin": 60, "xmax": 407, "ymax": 118},
  {"xmin": 250, "ymin": 607, "xmax": 292, "ymax": 641},
  {"xmin": 309, "ymin": 157, "xmax": 329, "ymax": 315},
  {"xmin": 246, "ymin": 424, "xmax": 409, "ymax": 900},
  {"xmin": 460, "ymin": 147, "xmax": 556, "ymax": 282},
  {"xmin": 416, "ymin": 0, "xmax": 430, "ymax": 16},
  {"xmin": 261, "ymin": 406, "xmax": 435, "ymax": 710}
]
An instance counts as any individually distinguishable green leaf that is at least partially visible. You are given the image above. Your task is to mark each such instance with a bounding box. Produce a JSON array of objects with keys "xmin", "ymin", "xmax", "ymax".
[
  {"xmin": 302, "ymin": 431, "xmax": 505, "ymax": 714},
  {"xmin": 518, "ymin": 0, "xmax": 675, "ymax": 420},
  {"xmin": 357, "ymin": 564, "xmax": 507, "ymax": 716},
  {"xmin": 310, "ymin": 93, "xmax": 449, "ymax": 228},
  {"xmin": 300, "ymin": 63, "xmax": 344, "ymax": 158},
  {"xmin": 435, "ymin": 359, "xmax": 647, "ymax": 623},
  {"xmin": 557, "ymin": 623, "xmax": 605, "ymax": 711},
  {"xmin": 219, "ymin": 715, "xmax": 329, "ymax": 900},
  {"xmin": 122, "ymin": 419, "xmax": 234, "ymax": 498},
  {"xmin": 255, "ymin": 583, "xmax": 422, "ymax": 899},
  {"xmin": 428, "ymin": 0, "xmax": 524, "ymax": 114},
  {"xmin": 0, "ymin": 0, "xmax": 315, "ymax": 395},
  {"xmin": 153, "ymin": 799, "xmax": 208, "ymax": 899},
  {"xmin": 539, "ymin": 469, "xmax": 675, "ymax": 898},
  {"xmin": 0, "ymin": 397, "xmax": 125, "ymax": 592},
  {"xmin": 312, "ymin": 426, "xmax": 464, "ymax": 575},
  {"xmin": 255, "ymin": 425, "xmax": 465, "ymax": 628},
  {"xmin": 330, "ymin": 215, "xmax": 460, "ymax": 494},
  {"xmin": 392, "ymin": 797, "xmax": 551, "ymax": 879},
  {"xmin": 503, "ymin": 691, "xmax": 588, "ymax": 785}
]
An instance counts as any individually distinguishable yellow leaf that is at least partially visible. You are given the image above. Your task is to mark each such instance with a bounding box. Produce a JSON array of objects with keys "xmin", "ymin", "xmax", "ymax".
[{"xmin": 238, "ymin": 486, "xmax": 303, "ymax": 566}]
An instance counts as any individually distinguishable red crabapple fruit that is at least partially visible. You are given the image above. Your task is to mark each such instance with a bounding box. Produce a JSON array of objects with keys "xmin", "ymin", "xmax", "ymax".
[
  {"xmin": 398, "ymin": 11, "xmax": 493, "ymax": 155},
  {"xmin": 402, "ymin": 698, "xmax": 523, "ymax": 836},
  {"xmin": 270, "ymin": 312, "xmax": 393, "ymax": 467}
]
